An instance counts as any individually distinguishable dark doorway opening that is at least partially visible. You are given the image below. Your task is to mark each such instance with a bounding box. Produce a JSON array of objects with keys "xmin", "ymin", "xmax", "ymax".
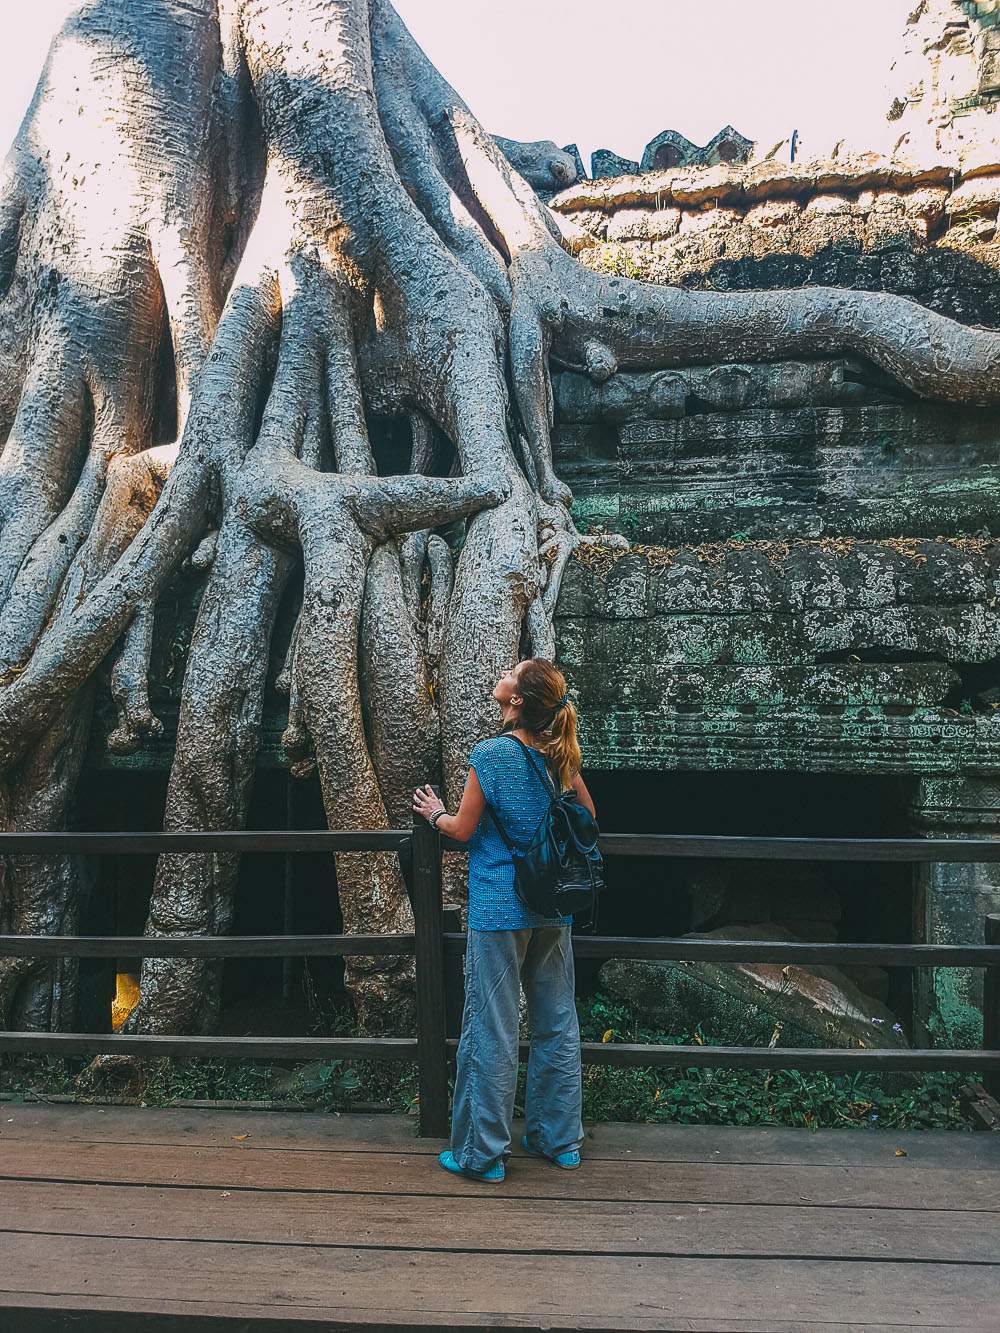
[
  {"xmin": 73, "ymin": 765, "xmax": 345, "ymax": 1036},
  {"xmin": 578, "ymin": 769, "xmax": 916, "ymax": 1021}
]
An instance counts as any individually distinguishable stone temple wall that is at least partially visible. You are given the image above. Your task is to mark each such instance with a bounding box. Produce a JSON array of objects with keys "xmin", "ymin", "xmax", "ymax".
[
  {"xmin": 552, "ymin": 156, "xmax": 1000, "ymax": 295},
  {"xmin": 540, "ymin": 152, "xmax": 1000, "ymax": 1045},
  {"xmin": 545, "ymin": 156, "xmax": 1000, "ymax": 764}
]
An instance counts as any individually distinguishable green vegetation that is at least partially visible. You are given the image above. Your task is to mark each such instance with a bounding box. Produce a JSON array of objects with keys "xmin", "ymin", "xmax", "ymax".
[
  {"xmin": 572, "ymin": 994, "xmax": 973, "ymax": 1130},
  {"xmin": 0, "ymin": 1051, "xmax": 417, "ymax": 1114},
  {"xmin": 1, "ymin": 992, "xmax": 977, "ymax": 1130},
  {"xmin": 939, "ymin": 212, "xmax": 995, "ymax": 253},
  {"xmin": 1, "ymin": 1053, "xmax": 273, "ymax": 1105},
  {"xmin": 588, "ymin": 244, "xmax": 649, "ymax": 280}
]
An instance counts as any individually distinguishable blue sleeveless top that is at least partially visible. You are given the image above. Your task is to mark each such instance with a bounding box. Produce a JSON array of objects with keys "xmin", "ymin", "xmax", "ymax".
[{"xmin": 466, "ymin": 736, "xmax": 568, "ymax": 931}]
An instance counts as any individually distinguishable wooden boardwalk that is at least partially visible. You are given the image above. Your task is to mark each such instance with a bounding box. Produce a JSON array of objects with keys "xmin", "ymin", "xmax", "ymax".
[{"xmin": 0, "ymin": 1104, "xmax": 997, "ymax": 1331}]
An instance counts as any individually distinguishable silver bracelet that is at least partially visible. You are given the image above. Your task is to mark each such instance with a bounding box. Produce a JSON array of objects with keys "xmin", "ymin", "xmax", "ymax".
[{"xmin": 428, "ymin": 808, "xmax": 446, "ymax": 829}]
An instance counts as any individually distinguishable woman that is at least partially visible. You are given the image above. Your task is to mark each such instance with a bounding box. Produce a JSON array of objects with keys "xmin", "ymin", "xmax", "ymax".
[{"xmin": 413, "ymin": 658, "xmax": 596, "ymax": 1183}]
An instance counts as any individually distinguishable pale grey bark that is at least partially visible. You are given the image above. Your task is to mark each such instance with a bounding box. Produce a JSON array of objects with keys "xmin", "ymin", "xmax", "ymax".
[{"xmin": 5, "ymin": 0, "xmax": 1000, "ymax": 1036}]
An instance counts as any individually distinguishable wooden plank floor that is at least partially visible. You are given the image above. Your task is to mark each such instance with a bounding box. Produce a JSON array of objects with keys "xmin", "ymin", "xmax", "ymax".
[{"xmin": 0, "ymin": 1105, "xmax": 997, "ymax": 1331}]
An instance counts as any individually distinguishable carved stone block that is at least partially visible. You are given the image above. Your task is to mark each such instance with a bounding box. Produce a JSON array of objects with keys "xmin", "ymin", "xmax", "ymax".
[{"xmin": 590, "ymin": 149, "xmax": 639, "ymax": 179}]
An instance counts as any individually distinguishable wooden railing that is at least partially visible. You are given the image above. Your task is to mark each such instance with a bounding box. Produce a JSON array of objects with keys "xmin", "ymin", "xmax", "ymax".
[{"xmin": 0, "ymin": 824, "xmax": 998, "ymax": 1136}]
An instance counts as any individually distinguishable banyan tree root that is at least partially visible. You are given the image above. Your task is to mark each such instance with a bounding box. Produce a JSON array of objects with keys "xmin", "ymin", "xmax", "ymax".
[{"xmin": 6, "ymin": 0, "xmax": 1000, "ymax": 1036}]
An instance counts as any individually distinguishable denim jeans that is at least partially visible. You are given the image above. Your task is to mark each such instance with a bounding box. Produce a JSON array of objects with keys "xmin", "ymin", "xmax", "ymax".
[{"xmin": 450, "ymin": 926, "xmax": 584, "ymax": 1172}]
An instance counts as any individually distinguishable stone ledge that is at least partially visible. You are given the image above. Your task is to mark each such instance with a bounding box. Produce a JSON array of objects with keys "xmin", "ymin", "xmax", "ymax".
[
  {"xmin": 574, "ymin": 706, "xmax": 1000, "ymax": 775},
  {"xmin": 548, "ymin": 155, "xmax": 1000, "ymax": 273},
  {"xmin": 549, "ymin": 158, "xmax": 960, "ymax": 214}
]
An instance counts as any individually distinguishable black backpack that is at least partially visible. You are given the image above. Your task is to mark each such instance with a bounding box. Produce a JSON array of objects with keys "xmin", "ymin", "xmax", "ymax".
[{"xmin": 485, "ymin": 735, "xmax": 604, "ymax": 922}]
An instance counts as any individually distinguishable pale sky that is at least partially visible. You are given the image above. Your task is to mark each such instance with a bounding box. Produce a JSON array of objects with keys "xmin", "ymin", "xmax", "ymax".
[{"xmin": 2, "ymin": 1, "xmax": 912, "ymax": 167}]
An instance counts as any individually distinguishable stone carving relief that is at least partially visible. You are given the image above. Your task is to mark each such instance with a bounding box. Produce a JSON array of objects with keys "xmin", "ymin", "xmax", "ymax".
[
  {"xmin": 590, "ymin": 148, "xmax": 641, "ymax": 180},
  {"xmin": 639, "ymin": 125, "xmax": 755, "ymax": 173},
  {"xmin": 591, "ymin": 125, "xmax": 754, "ymax": 179}
]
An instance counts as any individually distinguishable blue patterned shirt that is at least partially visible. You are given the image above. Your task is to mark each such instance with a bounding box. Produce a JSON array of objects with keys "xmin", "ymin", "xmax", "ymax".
[{"xmin": 466, "ymin": 736, "xmax": 568, "ymax": 931}]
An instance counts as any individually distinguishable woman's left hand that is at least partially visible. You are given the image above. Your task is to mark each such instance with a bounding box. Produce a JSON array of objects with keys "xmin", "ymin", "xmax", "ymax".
[{"xmin": 413, "ymin": 783, "xmax": 445, "ymax": 823}]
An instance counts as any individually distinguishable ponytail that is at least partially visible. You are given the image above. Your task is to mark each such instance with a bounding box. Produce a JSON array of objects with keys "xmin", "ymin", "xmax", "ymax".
[{"xmin": 546, "ymin": 696, "xmax": 582, "ymax": 791}]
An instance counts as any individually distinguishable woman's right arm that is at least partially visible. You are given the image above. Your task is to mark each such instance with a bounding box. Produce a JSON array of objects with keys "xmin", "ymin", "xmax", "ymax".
[{"xmin": 571, "ymin": 771, "xmax": 596, "ymax": 817}]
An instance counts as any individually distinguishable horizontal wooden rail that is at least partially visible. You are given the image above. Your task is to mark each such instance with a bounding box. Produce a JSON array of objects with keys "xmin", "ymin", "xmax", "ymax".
[
  {"xmin": 588, "ymin": 834, "xmax": 1000, "ymax": 862},
  {"xmin": 570, "ymin": 1044, "xmax": 999, "ymax": 1072},
  {"xmin": 4, "ymin": 933, "xmax": 997, "ymax": 967},
  {"xmin": 0, "ymin": 830, "xmax": 410, "ymax": 854},
  {"xmin": 0, "ymin": 1033, "xmax": 417, "ymax": 1060},
  {"xmin": 7, "ymin": 830, "xmax": 1000, "ymax": 860},
  {"xmin": 545, "ymin": 936, "xmax": 1000, "ymax": 968},
  {"xmin": 0, "ymin": 1031, "xmax": 995, "ymax": 1072},
  {"xmin": 0, "ymin": 934, "xmax": 418, "ymax": 958}
]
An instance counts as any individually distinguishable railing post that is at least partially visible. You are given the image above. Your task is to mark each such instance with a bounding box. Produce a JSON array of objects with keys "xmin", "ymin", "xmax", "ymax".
[
  {"xmin": 411, "ymin": 810, "xmax": 449, "ymax": 1138},
  {"xmin": 441, "ymin": 904, "xmax": 465, "ymax": 1040},
  {"xmin": 985, "ymin": 914, "xmax": 1000, "ymax": 1101}
]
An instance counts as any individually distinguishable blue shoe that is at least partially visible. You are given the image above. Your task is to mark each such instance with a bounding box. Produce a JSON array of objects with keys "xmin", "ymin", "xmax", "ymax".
[
  {"xmin": 438, "ymin": 1150, "xmax": 505, "ymax": 1182},
  {"xmin": 521, "ymin": 1134, "xmax": 581, "ymax": 1170}
]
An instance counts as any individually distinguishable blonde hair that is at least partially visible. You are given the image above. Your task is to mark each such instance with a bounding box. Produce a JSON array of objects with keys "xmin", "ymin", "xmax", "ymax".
[{"xmin": 510, "ymin": 658, "xmax": 582, "ymax": 791}]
